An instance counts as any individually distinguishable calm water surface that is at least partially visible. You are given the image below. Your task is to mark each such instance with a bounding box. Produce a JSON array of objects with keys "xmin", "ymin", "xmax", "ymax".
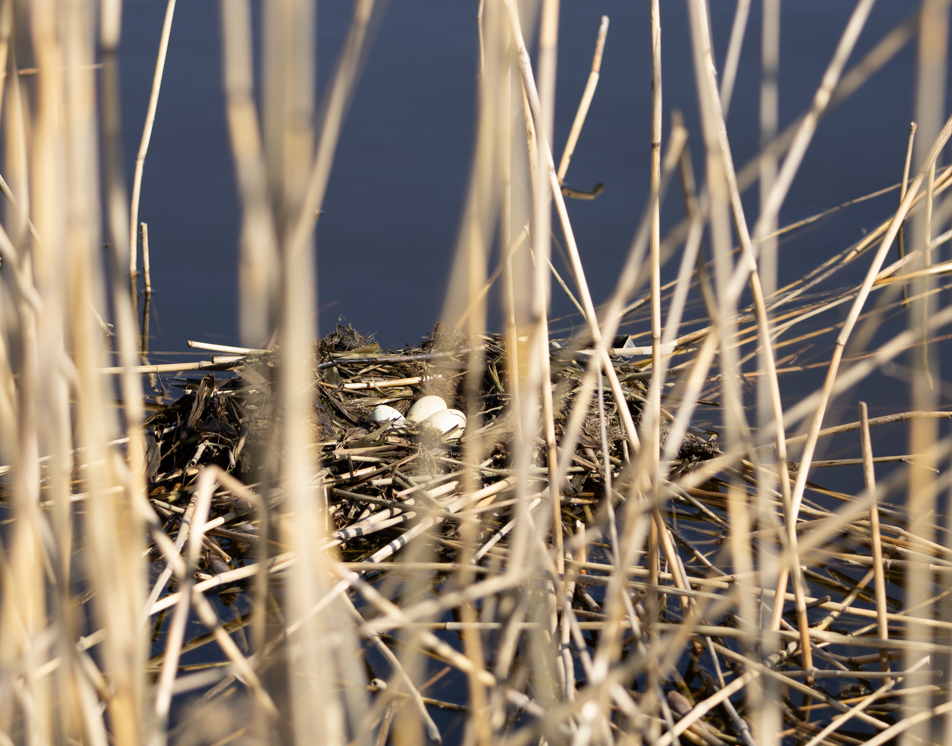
[
  {"xmin": 119, "ymin": 0, "xmax": 950, "ymax": 486},
  {"xmin": 120, "ymin": 0, "xmax": 918, "ymax": 347}
]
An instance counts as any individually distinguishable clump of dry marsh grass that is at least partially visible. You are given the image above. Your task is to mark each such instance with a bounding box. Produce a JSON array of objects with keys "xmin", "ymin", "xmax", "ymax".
[{"xmin": 4, "ymin": 1, "xmax": 952, "ymax": 745}]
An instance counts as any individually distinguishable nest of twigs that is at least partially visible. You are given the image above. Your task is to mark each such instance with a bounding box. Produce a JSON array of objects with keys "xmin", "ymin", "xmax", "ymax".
[{"xmin": 138, "ymin": 323, "xmax": 949, "ymax": 745}]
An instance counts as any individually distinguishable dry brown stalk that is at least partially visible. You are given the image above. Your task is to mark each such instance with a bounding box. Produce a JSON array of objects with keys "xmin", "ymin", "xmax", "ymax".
[
  {"xmin": 128, "ymin": 0, "xmax": 177, "ymax": 288},
  {"xmin": 153, "ymin": 473, "xmax": 213, "ymax": 721},
  {"xmin": 719, "ymin": 0, "xmax": 752, "ymax": 118},
  {"xmin": 140, "ymin": 222, "xmax": 152, "ymax": 295},
  {"xmin": 504, "ymin": 0, "xmax": 645, "ymax": 457},
  {"xmin": 556, "ymin": 16, "xmax": 608, "ymax": 184},
  {"xmin": 861, "ymin": 402, "xmax": 894, "ymax": 677},
  {"xmin": 10, "ymin": 1, "xmax": 952, "ymax": 743},
  {"xmin": 788, "ymin": 111, "xmax": 952, "ymax": 520},
  {"xmin": 646, "ymin": 0, "xmax": 664, "ymax": 639}
]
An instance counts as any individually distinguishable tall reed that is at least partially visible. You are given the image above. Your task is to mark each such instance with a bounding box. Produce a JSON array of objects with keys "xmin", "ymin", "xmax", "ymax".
[{"xmin": 3, "ymin": 1, "xmax": 952, "ymax": 745}]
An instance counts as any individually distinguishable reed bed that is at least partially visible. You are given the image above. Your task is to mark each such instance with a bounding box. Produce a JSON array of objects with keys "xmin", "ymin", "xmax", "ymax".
[{"xmin": 3, "ymin": 0, "xmax": 952, "ymax": 745}]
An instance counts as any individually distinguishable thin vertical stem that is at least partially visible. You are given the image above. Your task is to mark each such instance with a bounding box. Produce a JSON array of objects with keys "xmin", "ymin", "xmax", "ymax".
[
  {"xmin": 501, "ymin": 34, "xmax": 524, "ymax": 454},
  {"xmin": 687, "ymin": 0, "xmax": 804, "ymax": 667},
  {"xmin": 750, "ymin": 0, "xmax": 877, "ymax": 248},
  {"xmin": 649, "ymin": 0, "xmax": 662, "ymax": 452},
  {"xmin": 457, "ymin": 3, "xmax": 503, "ymax": 739},
  {"xmin": 907, "ymin": 2, "xmax": 951, "ymax": 739},
  {"xmin": 220, "ymin": 0, "xmax": 279, "ymax": 348},
  {"xmin": 926, "ymin": 160, "xmax": 936, "ymax": 266},
  {"xmin": 899, "ymin": 122, "xmax": 917, "ymax": 307},
  {"xmin": 648, "ymin": 0, "xmax": 663, "ymax": 629},
  {"xmin": 756, "ymin": 0, "xmax": 782, "ymax": 736},
  {"xmin": 529, "ymin": 0, "xmax": 563, "ymax": 576},
  {"xmin": 719, "ymin": 0, "xmax": 752, "ymax": 118},
  {"xmin": 920, "ymin": 158, "xmax": 936, "ymax": 387},
  {"xmin": 128, "ymin": 0, "xmax": 177, "ymax": 288},
  {"xmin": 859, "ymin": 402, "xmax": 890, "ymax": 677},
  {"xmin": 141, "ymin": 222, "xmax": 152, "ymax": 295},
  {"xmin": 556, "ymin": 16, "xmax": 608, "ymax": 183},
  {"xmin": 759, "ymin": 0, "xmax": 780, "ymax": 300},
  {"xmin": 505, "ymin": 0, "xmax": 642, "ymax": 459}
]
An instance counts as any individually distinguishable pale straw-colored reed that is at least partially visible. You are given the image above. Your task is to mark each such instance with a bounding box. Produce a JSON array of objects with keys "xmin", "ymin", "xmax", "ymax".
[{"xmin": 4, "ymin": 1, "xmax": 952, "ymax": 745}]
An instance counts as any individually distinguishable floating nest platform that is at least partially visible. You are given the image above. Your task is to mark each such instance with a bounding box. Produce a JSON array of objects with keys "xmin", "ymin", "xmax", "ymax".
[
  {"xmin": 144, "ymin": 322, "xmax": 718, "ymax": 496},
  {"xmin": 139, "ymin": 323, "xmax": 950, "ymax": 745}
]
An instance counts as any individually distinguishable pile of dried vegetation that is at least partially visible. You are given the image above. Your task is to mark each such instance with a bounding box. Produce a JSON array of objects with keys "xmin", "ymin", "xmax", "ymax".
[{"xmin": 129, "ymin": 320, "xmax": 952, "ymax": 746}]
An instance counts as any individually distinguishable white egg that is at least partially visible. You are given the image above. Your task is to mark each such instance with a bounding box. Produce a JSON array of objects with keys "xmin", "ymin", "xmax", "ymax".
[
  {"xmin": 371, "ymin": 405, "xmax": 406, "ymax": 425},
  {"xmin": 425, "ymin": 408, "xmax": 466, "ymax": 438},
  {"xmin": 406, "ymin": 395, "xmax": 448, "ymax": 423}
]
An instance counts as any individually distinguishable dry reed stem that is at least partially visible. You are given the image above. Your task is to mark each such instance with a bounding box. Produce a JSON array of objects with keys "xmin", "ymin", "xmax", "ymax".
[
  {"xmin": 523, "ymin": 0, "xmax": 563, "ymax": 605},
  {"xmin": 98, "ymin": 360, "xmax": 236, "ymax": 375},
  {"xmin": 142, "ymin": 492, "xmax": 197, "ymax": 624},
  {"xmin": 688, "ymin": 0, "xmax": 805, "ymax": 667},
  {"xmin": 153, "ymin": 475, "xmax": 213, "ymax": 722},
  {"xmin": 751, "ymin": 0, "xmax": 877, "ymax": 249},
  {"xmin": 7, "ymin": 2, "xmax": 952, "ymax": 744},
  {"xmin": 906, "ymin": 4, "xmax": 952, "ymax": 738},
  {"xmin": 102, "ymin": 27, "xmax": 155, "ymax": 744},
  {"xmin": 918, "ymin": 160, "xmax": 938, "ymax": 386},
  {"xmin": 446, "ymin": 20, "xmax": 520, "ymax": 736},
  {"xmin": 755, "ymin": 1, "xmax": 782, "ymax": 732},
  {"xmin": 128, "ymin": 0, "xmax": 177, "ymax": 287},
  {"xmin": 340, "ymin": 594, "xmax": 442, "ymax": 744},
  {"xmin": 140, "ymin": 222, "xmax": 152, "ymax": 295},
  {"xmin": 788, "ymin": 112, "xmax": 952, "ymax": 520},
  {"xmin": 0, "ymin": 2, "xmax": 11, "ymax": 141},
  {"xmin": 899, "ymin": 122, "xmax": 919, "ymax": 291},
  {"xmin": 555, "ymin": 16, "xmax": 608, "ymax": 183},
  {"xmin": 500, "ymin": 21, "xmax": 567, "ymax": 726},
  {"xmin": 187, "ymin": 340, "xmax": 269, "ymax": 354},
  {"xmin": 648, "ymin": 0, "xmax": 663, "ymax": 642},
  {"xmin": 718, "ymin": 0, "xmax": 751, "ymax": 118},
  {"xmin": 859, "ymin": 402, "xmax": 890, "ymax": 680},
  {"xmin": 505, "ymin": 0, "xmax": 648, "ymax": 460},
  {"xmin": 264, "ymin": 0, "xmax": 340, "ymax": 735},
  {"xmin": 758, "ymin": 0, "xmax": 780, "ymax": 297},
  {"xmin": 220, "ymin": 0, "xmax": 278, "ymax": 348},
  {"xmin": 70, "ymin": 1, "xmax": 150, "ymax": 740},
  {"xmin": 926, "ymin": 160, "xmax": 937, "ymax": 265},
  {"xmin": 799, "ymin": 656, "xmax": 930, "ymax": 746}
]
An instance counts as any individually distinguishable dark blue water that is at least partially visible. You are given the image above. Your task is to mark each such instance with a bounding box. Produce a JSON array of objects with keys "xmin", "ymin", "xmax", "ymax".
[{"xmin": 120, "ymin": 0, "xmax": 921, "ymax": 353}]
